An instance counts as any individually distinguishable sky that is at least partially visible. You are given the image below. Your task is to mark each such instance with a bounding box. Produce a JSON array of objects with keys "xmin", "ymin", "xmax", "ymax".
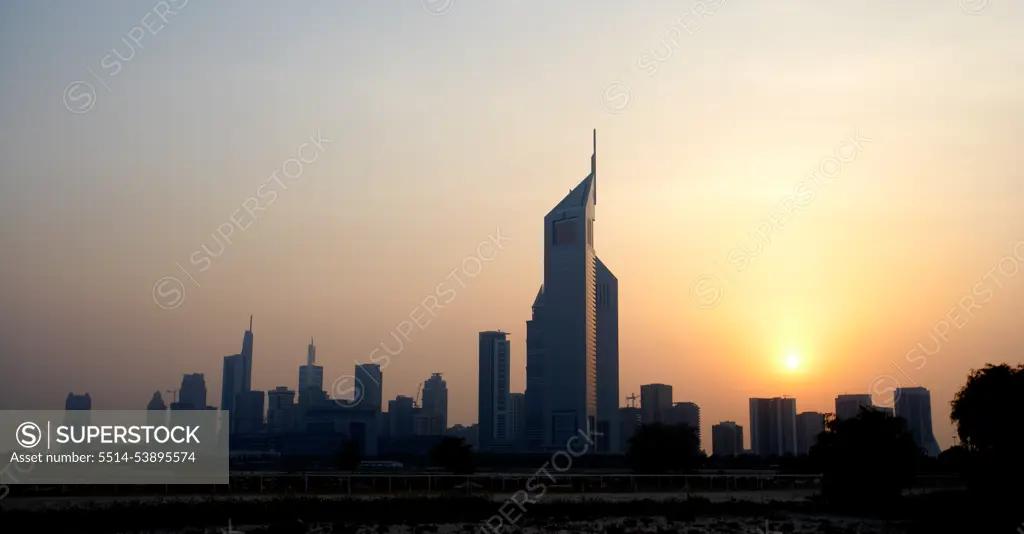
[{"xmin": 1, "ymin": 0, "xmax": 1022, "ymax": 452}]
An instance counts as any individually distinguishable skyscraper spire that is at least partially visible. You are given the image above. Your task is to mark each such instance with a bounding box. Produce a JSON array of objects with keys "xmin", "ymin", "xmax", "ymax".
[
  {"xmin": 249, "ymin": 315, "xmax": 253, "ymax": 332},
  {"xmin": 591, "ymin": 129, "xmax": 597, "ymax": 205}
]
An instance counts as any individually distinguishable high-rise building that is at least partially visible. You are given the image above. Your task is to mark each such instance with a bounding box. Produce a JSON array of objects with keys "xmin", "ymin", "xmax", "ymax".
[
  {"xmin": 641, "ymin": 384, "xmax": 673, "ymax": 424},
  {"xmin": 478, "ymin": 331, "xmax": 511, "ymax": 449},
  {"xmin": 510, "ymin": 392, "xmax": 526, "ymax": 447},
  {"xmin": 221, "ymin": 316, "xmax": 254, "ymax": 416},
  {"xmin": 355, "ymin": 363, "xmax": 383, "ymax": 412},
  {"xmin": 421, "ymin": 373, "xmax": 448, "ymax": 435},
  {"xmin": 712, "ymin": 421, "xmax": 744, "ymax": 457},
  {"xmin": 795, "ymin": 411, "xmax": 826, "ymax": 455},
  {"xmin": 179, "ymin": 373, "xmax": 207, "ymax": 410},
  {"xmin": 388, "ymin": 395, "xmax": 415, "ymax": 437},
  {"xmin": 267, "ymin": 386, "xmax": 296, "ymax": 434},
  {"xmin": 895, "ymin": 387, "xmax": 941, "ymax": 457},
  {"xmin": 835, "ymin": 394, "xmax": 873, "ymax": 420},
  {"xmin": 749, "ymin": 397, "xmax": 798, "ymax": 456},
  {"xmin": 595, "ymin": 257, "xmax": 619, "ymax": 453},
  {"xmin": 233, "ymin": 390, "xmax": 264, "ymax": 434},
  {"xmin": 526, "ymin": 131, "xmax": 601, "ymax": 450},
  {"xmin": 668, "ymin": 401, "xmax": 702, "ymax": 448},
  {"xmin": 525, "ymin": 287, "xmax": 546, "ymax": 452},
  {"xmin": 298, "ymin": 337, "xmax": 324, "ymax": 407},
  {"xmin": 618, "ymin": 407, "xmax": 642, "ymax": 453}
]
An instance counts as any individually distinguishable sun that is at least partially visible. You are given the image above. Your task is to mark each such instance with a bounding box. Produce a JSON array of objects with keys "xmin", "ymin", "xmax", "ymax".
[{"xmin": 785, "ymin": 353, "xmax": 801, "ymax": 370}]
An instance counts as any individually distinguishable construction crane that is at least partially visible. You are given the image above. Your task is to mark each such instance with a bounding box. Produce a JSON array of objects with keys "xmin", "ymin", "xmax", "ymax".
[
  {"xmin": 413, "ymin": 382, "xmax": 423, "ymax": 409},
  {"xmin": 166, "ymin": 389, "xmax": 179, "ymax": 403},
  {"xmin": 626, "ymin": 393, "xmax": 638, "ymax": 408}
]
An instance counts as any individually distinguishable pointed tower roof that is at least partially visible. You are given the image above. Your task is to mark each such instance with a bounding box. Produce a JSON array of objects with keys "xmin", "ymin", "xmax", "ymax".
[{"xmin": 550, "ymin": 130, "xmax": 597, "ymax": 212}]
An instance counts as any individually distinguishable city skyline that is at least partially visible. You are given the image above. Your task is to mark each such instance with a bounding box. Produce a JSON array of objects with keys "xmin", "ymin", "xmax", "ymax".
[{"xmin": 3, "ymin": 2, "xmax": 1024, "ymax": 453}]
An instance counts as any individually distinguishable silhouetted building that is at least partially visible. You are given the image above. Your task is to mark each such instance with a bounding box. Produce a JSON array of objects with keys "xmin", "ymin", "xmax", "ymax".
[
  {"xmin": 421, "ymin": 373, "xmax": 448, "ymax": 435},
  {"xmin": 526, "ymin": 131, "xmax": 602, "ymax": 451},
  {"xmin": 641, "ymin": 384, "xmax": 673, "ymax": 424},
  {"xmin": 795, "ymin": 411, "xmax": 825, "ymax": 455},
  {"xmin": 388, "ymin": 395, "xmax": 415, "ymax": 437},
  {"xmin": 355, "ymin": 363, "xmax": 383, "ymax": 412},
  {"xmin": 874, "ymin": 405, "xmax": 894, "ymax": 417},
  {"xmin": 233, "ymin": 390, "xmax": 264, "ymax": 434},
  {"xmin": 525, "ymin": 288, "xmax": 546, "ymax": 452},
  {"xmin": 596, "ymin": 256, "xmax": 619, "ymax": 453},
  {"xmin": 267, "ymin": 386, "xmax": 295, "ymax": 434},
  {"xmin": 446, "ymin": 424, "xmax": 479, "ymax": 450},
  {"xmin": 299, "ymin": 404, "xmax": 379, "ymax": 456},
  {"xmin": 618, "ymin": 407, "xmax": 642, "ymax": 453},
  {"xmin": 478, "ymin": 330, "xmax": 511, "ymax": 450},
  {"xmin": 221, "ymin": 316, "xmax": 254, "ymax": 418},
  {"xmin": 65, "ymin": 392, "xmax": 91, "ymax": 410},
  {"xmin": 712, "ymin": 421, "xmax": 744, "ymax": 457},
  {"xmin": 895, "ymin": 386, "xmax": 941, "ymax": 457},
  {"xmin": 835, "ymin": 394, "xmax": 873, "ymax": 420},
  {"xmin": 749, "ymin": 397, "xmax": 797, "ymax": 456},
  {"xmin": 146, "ymin": 391, "xmax": 167, "ymax": 427},
  {"xmin": 668, "ymin": 401, "xmax": 701, "ymax": 448},
  {"xmin": 179, "ymin": 373, "xmax": 207, "ymax": 410},
  {"xmin": 510, "ymin": 392, "xmax": 526, "ymax": 448},
  {"xmin": 298, "ymin": 337, "xmax": 324, "ymax": 408}
]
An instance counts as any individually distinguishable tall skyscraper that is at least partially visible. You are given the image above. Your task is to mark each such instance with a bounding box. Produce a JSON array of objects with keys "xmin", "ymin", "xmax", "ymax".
[
  {"xmin": 795, "ymin": 411, "xmax": 826, "ymax": 455},
  {"xmin": 221, "ymin": 316, "xmax": 254, "ymax": 415},
  {"xmin": 525, "ymin": 287, "xmax": 546, "ymax": 451},
  {"xmin": 835, "ymin": 394, "xmax": 873, "ymax": 420},
  {"xmin": 355, "ymin": 363, "xmax": 383, "ymax": 412},
  {"xmin": 421, "ymin": 373, "xmax": 448, "ymax": 435},
  {"xmin": 527, "ymin": 131, "xmax": 601, "ymax": 450},
  {"xmin": 595, "ymin": 257, "xmax": 619, "ymax": 453},
  {"xmin": 478, "ymin": 331, "xmax": 511, "ymax": 450},
  {"xmin": 180, "ymin": 373, "xmax": 207, "ymax": 410},
  {"xmin": 298, "ymin": 337, "xmax": 324, "ymax": 407},
  {"xmin": 510, "ymin": 392, "xmax": 526, "ymax": 447},
  {"xmin": 895, "ymin": 386, "xmax": 941, "ymax": 456},
  {"xmin": 641, "ymin": 384, "xmax": 673, "ymax": 424},
  {"xmin": 712, "ymin": 421, "xmax": 744, "ymax": 457},
  {"xmin": 267, "ymin": 386, "xmax": 295, "ymax": 434},
  {"xmin": 749, "ymin": 397, "xmax": 798, "ymax": 456}
]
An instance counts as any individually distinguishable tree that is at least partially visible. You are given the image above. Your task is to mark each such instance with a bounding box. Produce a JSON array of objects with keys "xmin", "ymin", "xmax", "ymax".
[
  {"xmin": 950, "ymin": 363, "xmax": 1024, "ymax": 500},
  {"xmin": 336, "ymin": 439, "xmax": 361, "ymax": 471},
  {"xmin": 429, "ymin": 436, "xmax": 475, "ymax": 474},
  {"xmin": 809, "ymin": 408, "xmax": 920, "ymax": 507},
  {"xmin": 950, "ymin": 363, "xmax": 1024, "ymax": 460},
  {"xmin": 626, "ymin": 423, "xmax": 702, "ymax": 473}
]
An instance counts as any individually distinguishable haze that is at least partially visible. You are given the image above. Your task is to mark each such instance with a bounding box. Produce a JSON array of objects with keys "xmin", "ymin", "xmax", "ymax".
[{"xmin": 1, "ymin": 0, "xmax": 1022, "ymax": 451}]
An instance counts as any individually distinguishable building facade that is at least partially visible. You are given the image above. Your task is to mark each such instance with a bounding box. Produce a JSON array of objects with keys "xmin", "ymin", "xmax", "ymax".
[
  {"xmin": 895, "ymin": 386, "xmax": 941, "ymax": 456},
  {"xmin": 749, "ymin": 397, "xmax": 798, "ymax": 456},
  {"xmin": 641, "ymin": 384, "xmax": 673, "ymax": 424},
  {"xmin": 478, "ymin": 331, "xmax": 511, "ymax": 449},
  {"xmin": 835, "ymin": 394, "xmax": 873, "ymax": 420},
  {"xmin": 421, "ymin": 373, "xmax": 448, "ymax": 435},
  {"xmin": 795, "ymin": 411, "xmax": 825, "ymax": 455},
  {"xmin": 267, "ymin": 386, "xmax": 295, "ymax": 434},
  {"xmin": 711, "ymin": 421, "xmax": 744, "ymax": 457}
]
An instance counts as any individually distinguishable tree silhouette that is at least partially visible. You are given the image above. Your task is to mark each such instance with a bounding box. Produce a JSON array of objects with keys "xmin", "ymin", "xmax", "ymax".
[
  {"xmin": 950, "ymin": 363, "xmax": 1024, "ymax": 500},
  {"xmin": 626, "ymin": 423, "xmax": 702, "ymax": 473},
  {"xmin": 429, "ymin": 436, "xmax": 475, "ymax": 474},
  {"xmin": 809, "ymin": 407, "xmax": 920, "ymax": 507},
  {"xmin": 335, "ymin": 439, "xmax": 361, "ymax": 471}
]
